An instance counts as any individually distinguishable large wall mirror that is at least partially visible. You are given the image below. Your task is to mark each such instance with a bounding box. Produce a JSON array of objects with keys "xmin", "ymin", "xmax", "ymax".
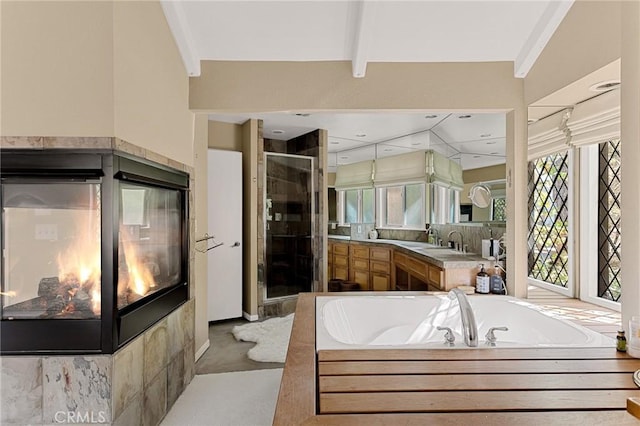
[{"xmin": 460, "ymin": 164, "xmax": 506, "ymax": 223}]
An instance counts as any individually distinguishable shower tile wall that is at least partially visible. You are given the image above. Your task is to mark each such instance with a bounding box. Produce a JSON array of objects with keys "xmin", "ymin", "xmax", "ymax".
[{"xmin": 257, "ymin": 128, "xmax": 325, "ymax": 319}]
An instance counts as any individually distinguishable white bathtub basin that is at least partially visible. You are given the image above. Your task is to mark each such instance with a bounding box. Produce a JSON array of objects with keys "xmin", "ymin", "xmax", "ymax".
[{"xmin": 316, "ymin": 294, "xmax": 615, "ymax": 350}]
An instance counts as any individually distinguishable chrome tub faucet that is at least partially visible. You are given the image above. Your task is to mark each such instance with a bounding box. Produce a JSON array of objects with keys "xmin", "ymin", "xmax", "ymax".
[{"xmin": 448, "ymin": 288, "xmax": 478, "ymax": 347}]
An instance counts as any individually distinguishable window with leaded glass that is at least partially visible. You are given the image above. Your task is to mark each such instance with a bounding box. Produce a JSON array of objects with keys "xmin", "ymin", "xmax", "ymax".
[
  {"xmin": 527, "ymin": 152, "xmax": 570, "ymax": 288},
  {"xmin": 598, "ymin": 139, "xmax": 621, "ymax": 302}
]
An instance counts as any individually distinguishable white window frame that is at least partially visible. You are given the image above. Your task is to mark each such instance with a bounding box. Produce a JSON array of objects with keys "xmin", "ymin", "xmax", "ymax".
[
  {"xmin": 375, "ymin": 182, "xmax": 426, "ymax": 230},
  {"xmin": 337, "ymin": 188, "xmax": 374, "ymax": 226},
  {"xmin": 527, "ymin": 150, "xmax": 575, "ymax": 298},
  {"xmin": 578, "ymin": 145, "xmax": 621, "ymax": 311}
]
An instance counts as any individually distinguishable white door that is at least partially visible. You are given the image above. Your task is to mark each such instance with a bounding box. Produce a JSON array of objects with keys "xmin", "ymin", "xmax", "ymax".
[{"xmin": 207, "ymin": 149, "xmax": 243, "ymax": 321}]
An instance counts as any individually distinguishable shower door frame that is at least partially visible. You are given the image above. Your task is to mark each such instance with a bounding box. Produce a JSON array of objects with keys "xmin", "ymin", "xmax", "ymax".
[{"xmin": 263, "ymin": 152, "xmax": 315, "ymax": 302}]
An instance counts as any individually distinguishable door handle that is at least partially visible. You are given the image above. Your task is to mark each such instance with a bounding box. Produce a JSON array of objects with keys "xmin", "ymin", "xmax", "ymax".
[{"xmin": 231, "ymin": 242, "xmax": 241, "ymax": 248}]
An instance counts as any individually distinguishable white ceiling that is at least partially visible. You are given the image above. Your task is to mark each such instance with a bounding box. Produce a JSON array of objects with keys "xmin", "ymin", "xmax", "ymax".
[{"xmin": 163, "ymin": 0, "xmax": 577, "ymax": 172}]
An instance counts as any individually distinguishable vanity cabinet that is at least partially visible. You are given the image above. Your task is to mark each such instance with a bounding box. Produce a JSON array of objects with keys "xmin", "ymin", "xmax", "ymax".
[
  {"xmin": 331, "ymin": 242, "xmax": 350, "ymax": 281},
  {"xmin": 394, "ymin": 251, "xmax": 443, "ymax": 292},
  {"xmin": 370, "ymin": 247, "xmax": 392, "ymax": 291},
  {"xmin": 349, "ymin": 243, "xmax": 371, "ymax": 290}
]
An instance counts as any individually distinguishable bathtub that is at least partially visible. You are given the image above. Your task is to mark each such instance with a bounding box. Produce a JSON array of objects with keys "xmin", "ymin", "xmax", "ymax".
[{"xmin": 316, "ymin": 294, "xmax": 615, "ymax": 350}]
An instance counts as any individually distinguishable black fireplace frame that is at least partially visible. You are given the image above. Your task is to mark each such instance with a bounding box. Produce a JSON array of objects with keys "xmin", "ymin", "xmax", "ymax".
[{"xmin": 0, "ymin": 149, "xmax": 189, "ymax": 355}]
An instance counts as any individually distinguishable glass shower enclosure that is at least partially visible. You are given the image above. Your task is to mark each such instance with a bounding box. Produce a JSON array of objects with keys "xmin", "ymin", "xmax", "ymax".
[{"xmin": 264, "ymin": 153, "xmax": 314, "ymax": 299}]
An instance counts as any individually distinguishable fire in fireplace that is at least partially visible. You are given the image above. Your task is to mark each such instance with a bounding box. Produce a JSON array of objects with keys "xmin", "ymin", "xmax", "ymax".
[{"xmin": 0, "ymin": 150, "xmax": 189, "ymax": 354}]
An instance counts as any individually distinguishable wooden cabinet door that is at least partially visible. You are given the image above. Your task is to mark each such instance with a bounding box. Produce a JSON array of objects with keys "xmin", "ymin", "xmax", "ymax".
[
  {"xmin": 371, "ymin": 273, "xmax": 390, "ymax": 291},
  {"xmin": 351, "ymin": 257, "xmax": 369, "ymax": 271},
  {"xmin": 334, "ymin": 243, "xmax": 349, "ymax": 256},
  {"xmin": 428, "ymin": 264, "xmax": 443, "ymax": 290},
  {"xmin": 370, "ymin": 247, "xmax": 391, "ymax": 262},
  {"xmin": 350, "ymin": 244, "xmax": 370, "ymax": 259},
  {"xmin": 334, "ymin": 265, "xmax": 349, "ymax": 281},
  {"xmin": 351, "ymin": 269, "xmax": 370, "ymax": 291}
]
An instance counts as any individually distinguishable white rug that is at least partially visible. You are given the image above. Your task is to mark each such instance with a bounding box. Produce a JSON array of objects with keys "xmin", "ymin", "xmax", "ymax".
[
  {"xmin": 232, "ymin": 314, "xmax": 294, "ymax": 363},
  {"xmin": 161, "ymin": 368, "xmax": 283, "ymax": 426}
]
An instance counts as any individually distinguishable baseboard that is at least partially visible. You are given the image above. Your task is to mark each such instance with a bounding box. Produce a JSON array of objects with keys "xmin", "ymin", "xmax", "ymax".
[
  {"xmin": 195, "ymin": 339, "xmax": 210, "ymax": 361},
  {"xmin": 243, "ymin": 311, "xmax": 259, "ymax": 322}
]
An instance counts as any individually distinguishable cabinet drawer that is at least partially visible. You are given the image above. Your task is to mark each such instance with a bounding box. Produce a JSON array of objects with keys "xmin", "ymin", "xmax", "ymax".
[
  {"xmin": 370, "ymin": 260, "xmax": 390, "ymax": 275},
  {"xmin": 351, "ymin": 257, "xmax": 369, "ymax": 271},
  {"xmin": 334, "ymin": 255, "xmax": 349, "ymax": 267},
  {"xmin": 350, "ymin": 245, "xmax": 370, "ymax": 259},
  {"xmin": 334, "ymin": 243, "xmax": 349, "ymax": 256},
  {"xmin": 394, "ymin": 252, "xmax": 407, "ymax": 267},
  {"xmin": 370, "ymin": 247, "xmax": 391, "ymax": 262},
  {"xmin": 406, "ymin": 256, "xmax": 428, "ymax": 280}
]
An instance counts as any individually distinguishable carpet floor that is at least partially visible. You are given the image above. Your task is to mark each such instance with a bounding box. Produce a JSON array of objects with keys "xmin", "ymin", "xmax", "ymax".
[{"xmin": 160, "ymin": 368, "xmax": 283, "ymax": 426}]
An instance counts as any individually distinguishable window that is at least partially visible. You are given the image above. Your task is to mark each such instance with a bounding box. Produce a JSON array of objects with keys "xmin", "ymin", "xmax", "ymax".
[
  {"xmin": 597, "ymin": 140, "xmax": 621, "ymax": 302},
  {"xmin": 377, "ymin": 183, "xmax": 425, "ymax": 229},
  {"xmin": 527, "ymin": 152, "xmax": 570, "ymax": 289},
  {"xmin": 491, "ymin": 197, "xmax": 506, "ymax": 221},
  {"xmin": 338, "ymin": 188, "xmax": 374, "ymax": 225}
]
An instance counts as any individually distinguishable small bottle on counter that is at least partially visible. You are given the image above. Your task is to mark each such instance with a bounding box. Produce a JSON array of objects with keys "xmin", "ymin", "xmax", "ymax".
[
  {"xmin": 475, "ymin": 264, "xmax": 490, "ymax": 294},
  {"xmin": 617, "ymin": 330, "xmax": 627, "ymax": 352},
  {"xmin": 490, "ymin": 265, "xmax": 505, "ymax": 295}
]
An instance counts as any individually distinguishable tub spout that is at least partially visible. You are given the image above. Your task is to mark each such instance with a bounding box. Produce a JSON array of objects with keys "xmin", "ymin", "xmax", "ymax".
[{"xmin": 448, "ymin": 288, "xmax": 478, "ymax": 347}]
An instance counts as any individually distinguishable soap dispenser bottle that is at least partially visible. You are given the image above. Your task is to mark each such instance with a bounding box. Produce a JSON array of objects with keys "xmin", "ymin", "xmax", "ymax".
[
  {"xmin": 475, "ymin": 264, "xmax": 490, "ymax": 294},
  {"xmin": 490, "ymin": 265, "xmax": 505, "ymax": 295}
]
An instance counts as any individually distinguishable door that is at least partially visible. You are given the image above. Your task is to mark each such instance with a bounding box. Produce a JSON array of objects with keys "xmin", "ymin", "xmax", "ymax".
[
  {"xmin": 207, "ymin": 149, "xmax": 242, "ymax": 321},
  {"xmin": 264, "ymin": 153, "xmax": 314, "ymax": 299}
]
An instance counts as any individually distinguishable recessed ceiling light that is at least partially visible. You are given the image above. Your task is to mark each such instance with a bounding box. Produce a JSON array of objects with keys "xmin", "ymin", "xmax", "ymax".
[
  {"xmin": 411, "ymin": 142, "xmax": 422, "ymax": 146},
  {"xmin": 355, "ymin": 133, "xmax": 367, "ymax": 138},
  {"xmin": 424, "ymin": 114, "xmax": 438, "ymax": 119},
  {"xmin": 589, "ymin": 80, "xmax": 621, "ymax": 92},
  {"xmin": 490, "ymin": 152, "xmax": 499, "ymax": 155},
  {"xmin": 330, "ymin": 141, "xmax": 340, "ymax": 145},
  {"xmin": 473, "ymin": 155, "xmax": 481, "ymax": 158},
  {"xmin": 272, "ymin": 129, "xmax": 285, "ymax": 135},
  {"xmin": 294, "ymin": 113, "xmax": 310, "ymax": 117},
  {"xmin": 339, "ymin": 156, "xmax": 349, "ymax": 160},
  {"xmin": 480, "ymin": 133, "xmax": 491, "ymax": 138},
  {"xmin": 458, "ymin": 115, "xmax": 472, "ymax": 119},
  {"xmin": 383, "ymin": 148, "xmax": 393, "ymax": 152},
  {"xmin": 486, "ymin": 141, "xmax": 497, "ymax": 145}
]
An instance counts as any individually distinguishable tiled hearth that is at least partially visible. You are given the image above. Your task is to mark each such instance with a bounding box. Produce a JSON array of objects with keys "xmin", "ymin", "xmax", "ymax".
[{"xmin": 0, "ymin": 137, "xmax": 197, "ymax": 425}]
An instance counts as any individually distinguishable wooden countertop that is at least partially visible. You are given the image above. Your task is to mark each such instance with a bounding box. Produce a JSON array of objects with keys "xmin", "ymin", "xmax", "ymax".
[{"xmin": 274, "ymin": 293, "xmax": 640, "ymax": 425}]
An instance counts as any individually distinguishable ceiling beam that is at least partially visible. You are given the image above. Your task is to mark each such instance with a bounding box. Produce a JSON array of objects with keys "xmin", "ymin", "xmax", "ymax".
[
  {"xmin": 351, "ymin": 0, "xmax": 377, "ymax": 78},
  {"xmin": 514, "ymin": 0, "xmax": 574, "ymax": 78},
  {"xmin": 161, "ymin": 0, "xmax": 201, "ymax": 77}
]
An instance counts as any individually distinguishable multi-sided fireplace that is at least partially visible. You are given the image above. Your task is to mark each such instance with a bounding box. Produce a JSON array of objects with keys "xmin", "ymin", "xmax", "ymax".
[{"xmin": 0, "ymin": 150, "xmax": 189, "ymax": 354}]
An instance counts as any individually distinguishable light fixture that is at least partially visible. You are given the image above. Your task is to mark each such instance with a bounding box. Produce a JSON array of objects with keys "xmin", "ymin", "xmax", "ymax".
[
  {"xmin": 473, "ymin": 155, "xmax": 481, "ymax": 158},
  {"xmin": 458, "ymin": 114, "xmax": 472, "ymax": 119},
  {"xmin": 272, "ymin": 129, "xmax": 285, "ymax": 135},
  {"xmin": 480, "ymin": 133, "xmax": 491, "ymax": 138},
  {"xmin": 339, "ymin": 156, "xmax": 349, "ymax": 160},
  {"xmin": 294, "ymin": 113, "xmax": 310, "ymax": 117},
  {"xmin": 486, "ymin": 141, "xmax": 497, "ymax": 145},
  {"xmin": 424, "ymin": 114, "xmax": 438, "ymax": 119},
  {"xmin": 411, "ymin": 142, "xmax": 422, "ymax": 146},
  {"xmin": 490, "ymin": 152, "xmax": 498, "ymax": 155},
  {"xmin": 383, "ymin": 148, "xmax": 393, "ymax": 152},
  {"xmin": 589, "ymin": 80, "xmax": 621, "ymax": 92},
  {"xmin": 330, "ymin": 141, "xmax": 340, "ymax": 145},
  {"xmin": 355, "ymin": 133, "xmax": 367, "ymax": 138}
]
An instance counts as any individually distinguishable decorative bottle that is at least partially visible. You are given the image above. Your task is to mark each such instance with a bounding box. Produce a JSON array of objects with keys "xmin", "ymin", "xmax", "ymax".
[
  {"xmin": 617, "ymin": 330, "xmax": 627, "ymax": 352},
  {"xmin": 475, "ymin": 264, "xmax": 490, "ymax": 294},
  {"xmin": 490, "ymin": 265, "xmax": 505, "ymax": 295}
]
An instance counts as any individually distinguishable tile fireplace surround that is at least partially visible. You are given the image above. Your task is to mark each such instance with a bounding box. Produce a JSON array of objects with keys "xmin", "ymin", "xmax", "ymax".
[{"xmin": 0, "ymin": 137, "xmax": 196, "ymax": 425}]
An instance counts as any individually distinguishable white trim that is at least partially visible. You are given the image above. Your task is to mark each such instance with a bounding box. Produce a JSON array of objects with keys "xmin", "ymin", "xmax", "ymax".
[
  {"xmin": 243, "ymin": 311, "xmax": 259, "ymax": 322},
  {"xmin": 195, "ymin": 339, "xmax": 210, "ymax": 361},
  {"xmin": 566, "ymin": 149, "xmax": 575, "ymax": 298},
  {"xmin": 528, "ymin": 277, "xmax": 573, "ymax": 297},
  {"xmin": 351, "ymin": 0, "xmax": 377, "ymax": 78},
  {"xmin": 160, "ymin": 1, "xmax": 201, "ymax": 76},
  {"xmin": 514, "ymin": 0, "xmax": 574, "ymax": 78}
]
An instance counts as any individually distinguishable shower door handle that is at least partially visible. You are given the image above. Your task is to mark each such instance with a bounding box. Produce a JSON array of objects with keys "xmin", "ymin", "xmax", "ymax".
[{"xmin": 231, "ymin": 241, "xmax": 241, "ymax": 248}]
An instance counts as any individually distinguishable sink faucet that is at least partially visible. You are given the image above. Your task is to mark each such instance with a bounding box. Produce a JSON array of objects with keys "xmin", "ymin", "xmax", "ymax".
[
  {"xmin": 448, "ymin": 288, "xmax": 478, "ymax": 347},
  {"xmin": 447, "ymin": 230, "xmax": 464, "ymax": 252}
]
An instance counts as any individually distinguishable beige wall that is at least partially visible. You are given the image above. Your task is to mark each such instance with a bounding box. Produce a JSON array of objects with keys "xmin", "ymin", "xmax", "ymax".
[
  {"xmin": 208, "ymin": 120, "xmax": 243, "ymax": 151},
  {"xmin": 113, "ymin": 1, "xmax": 193, "ymax": 166},
  {"xmin": 1, "ymin": 1, "xmax": 194, "ymax": 166},
  {"xmin": 327, "ymin": 172, "xmax": 336, "ymax": 187},
  {"xmin": 191, "ymin": 61, "xmax": 523, "ymax": 111},
  {"xmin": 1, "ymin": 1, "xmax": 114, "ymax": 136},
  {"xmin": 193, "ymin": 114, "xmax": 209, "ymax": 356},
  {"xmin": 524, "ymin": 1, "xmax": 621, "ymax": 104}
]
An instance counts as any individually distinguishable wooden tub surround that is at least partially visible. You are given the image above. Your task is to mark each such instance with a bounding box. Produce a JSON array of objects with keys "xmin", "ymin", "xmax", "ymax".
[{"xmin": 274, "ymin": 293, "xmax": 640, "ymax": 425}]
